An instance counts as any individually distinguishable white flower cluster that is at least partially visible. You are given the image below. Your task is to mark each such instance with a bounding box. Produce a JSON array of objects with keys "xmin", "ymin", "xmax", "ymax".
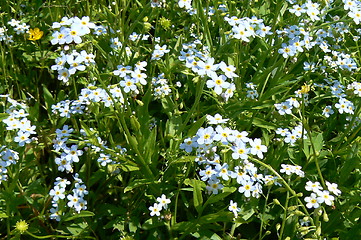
[
  {"xmin": 2, "ymin": 96, "xmax": 37, "ymax": 147},
  {"xmin": 0, "ymin": 26, "xmax": 11, "ymax": 43},
  {"xmin": 179, "ymin": 41, "xmax": 237, "ymax": 101},
  {"xmin": 50, "ymin": 16, "xmax": 97, "ymax": 45},
  {"xmin": 51, "ymin": 84, "xmax": 125, "ymax": 118},
  {"xmin": 50, "ymin": 16, "xmax": 104, "ymax": 83},
  {"xmin": 178, "ymin": 0, "xmax": 192, "ymax": 10},
  {"xmin": 276, "ymin": 124, "xmax": 307, "ymax": 146},
  {"xmin": 288, "ymin": 1, "xmax": 323, "ymax": 21},
  {"xmin": 8, "ymin": 19, "xmax": 29, "ymax": 35},
  {"xmin": 49, "ymin": 174, "xmax": 89, "ymax": 221},
  {"xmin": 279, "ymin": 3, "xmax": 358, "ymax": 71},
  {"xmin": 180, "ymin": 114, "xmax": 276, "ymax": 197},
  {"xmin": 151, "ymin": 73, "xmax": 172, "ymax": 98},
  {"xmin": 51, "ymin": 50, "xmax": 95, "ymax": 83},
  {"xmin": 321, "ymin": 78, "xmax": 355, "ymax": 116},
  {"xmin": 347, "ymin": 81, "xmax": 361, "ymax": 97},
  {"xmin": 53, "ymin": 125, "xmax": 83, "ymax": 173},
  {"xmin": 274, "ymin": 97, "xmax": 300, "ymax": 116},
  {"xmin": 151, "ymin": 44, "xmax": 170, "ymax": 60},
  {"xmin": 149, "ymin": 194, "xmax": 171, "ymax": 217},
  {"xmin": 344, "ymin": 0, "xmax": 361, "ymax": 24},
  {"xmin": 0, "ymin": 147, "xmax": 19, "ymax": 184},
  {"xmin": 113, "ymin": 61, "xmax": 148, "ymax": 94},
  {"xmin": 280, "ymin": 164, "xmax": 305, "ymax": 177},
  {"xmin": 245, "ymin": 82, "xmax": 259, "ymax": 100},
  {"xmin": 304, "ymin": 180, "xmax": 341, "ymax": 209},
  {"xmin": 277, "ymin": 24, "xmax": 316, "ymax": 59},
  {"xmin": 225, "ymin": 16, "xmax": 272, "ymax": 42}
]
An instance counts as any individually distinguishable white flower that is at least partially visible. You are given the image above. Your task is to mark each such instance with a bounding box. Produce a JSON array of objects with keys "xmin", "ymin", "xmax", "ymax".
[
  {"xmin": 156, "ymin": 194, "xmax": 171, "ymax": 209},
  {"xmin": 149, "ymin": 203, "xmax": 162, "ymax": 216},
  {"xmin": 305, "ymin": 193, "xmax": 321, "ymax": 208},
  {"xmin": 229, "ymin": 200, "xmax": 240, "ymax": 217},
  {"xmin": 249, "ymin": 138, "xmax": 267, "ymax": 159}
]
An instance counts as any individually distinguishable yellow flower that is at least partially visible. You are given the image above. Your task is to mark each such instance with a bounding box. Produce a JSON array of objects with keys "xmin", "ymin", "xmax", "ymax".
[
  {"xmin": 15, "ymin": 220, "xmax": 28, "ymax": 234},
  {"xmin": 300, "ymin": 83, "xmax": 311, "ymax": 94},
  {"xmin": 28, "ymin": 28, "xmax": 43, "ymax": 41}
]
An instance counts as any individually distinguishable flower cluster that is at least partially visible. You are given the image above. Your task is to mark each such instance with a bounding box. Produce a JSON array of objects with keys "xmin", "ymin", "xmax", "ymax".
[
  {"xmin": 180, "ymin": 114, "xmax": 276, "ymax": 198},
  {"xmin": 53, "ymin": 125, "xmax": 83, "ymax": 173},
  {"xmin": 151, "ymin": 73, "xmax": 172, "ymax": 98},
  {"xmin": 245, "ymin": 82, "xmax": 259, "ymax": 100},
  {"xmin": 288, "ymin": 1, "xmax": 322, "ymax": 22},
  {"xmin": 51, "ymin": 16, "xmax": 96, "ymax": 45},
  {"xmin": 276, "ymin": 124, "xmax": 307, "ymax": 146},
  {"xmin": 344, "ymin": 0, "xmax": 361, "ymax": 24},
  {"xmin": 280, "ymin": 164, "xmax": 305, "ymax": 177},
  {"xmin": 0, "ymin": 26, "xmax": 11, "ymax": 43},
  {"xmin": 50, "ymin": 16, "xmax": 101, "ymax": 83},
  {"xmin": 179, "ymin": 41, "xmax": 237, "ymax": 101},
  {"xmin": 49, "ymin": 174, "xmax": 89, "ymax": 221},
  {"xmin": 304, "ymin": 180, "xmax": 341, "ymax": 209},
  {"xmin": 151, "ymin": 44, "xmax": 170, "ymax": 60},
  {"xmin": 113, "ymin": 61, "xmax": 149, "ymax": 94},
  {"xmin": 2, "ymin": 96, "xmax": 37, "ymax": 147},
  {"xmin": 0, "ymin": 147, "xmax": 19, "ymax": 183},
  {"xmin": 178, "ymin": 0, "xmax": 192, "ymax": 10},
  {"xmin": 51, "ymin": 84, "xmax": 125, "ymax": 118},
  {"xmin": 228, "ymin": 200, "xmax": 240, "ymax": 218},
  {"xmin": 51, "ymin": 50, "xmax": 95, "ymax": 83},
  {"xmin": 8, "ymin": 19, "xmax": 29, "ymax": 35},
  {"xmin": 149, "ymin": 194, "xmax": 171, "ymax": 217},
  {"xmin": 225, "ymin": 16, "xmax": 272, "ymax": 42}
]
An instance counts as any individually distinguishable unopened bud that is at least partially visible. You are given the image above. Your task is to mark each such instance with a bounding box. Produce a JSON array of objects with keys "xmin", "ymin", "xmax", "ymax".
[
  {"xmin": 294, "ymin": 210, "xmax": 305, "ymax": 216},
  {"xmin": 276, "ymin": 223, "xmax": 281, "ymax": 231},
  {"xmin": 273, "ymin": 199, "xmax": 281, "ymax": 205},
  {"xmin": 323, "ymin": 211, "xmax": 329, "ymax": 222}
]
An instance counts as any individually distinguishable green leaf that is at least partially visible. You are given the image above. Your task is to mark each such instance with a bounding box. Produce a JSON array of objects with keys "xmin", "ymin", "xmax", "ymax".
[
  {"xmin": 0, "ymin": 211, "xmax": 8, "ymax": 218},
  {"xmin": 42, "ymin": 84, "xmax": 55, "ymax": 109},
  {"xmin": 170, "ymin": 156, "xmax": 196, "ymax": 164},
  {"xmin": 252, "ymin": 117, "xmax": 277, "ymax": 130},
  {"xmin": 66, "ymin": 222, "xmax": 88, "ymax": 236},
  {"xmin": 142, "ymin": 218, "xmax": 166, "ymax": 230},
  {"xmin": 198, "ymin": 212, "xmax": 233, "ymax": 224},
  {"xmin": 203, "ymin": 187, "xmax": 237, "ymax": 208},
  {"xmin": 124, "ymin": 179, "xmax": 156, "ymax": 193},
  {"xmin": 240, "ymin": 208, "xmax": 255, "ymax": 222},
  {"xmin": 192, "ymin": 179, "xmax": 204, "ymax": 215},
  {"xmin": 118, "ymin": 163, "xmax": 139, "ymax": 172},
  {"xmin": 0, "ymin": 113, "xmax": 9, "ymax": 121},
  {"xmin": 172, "ymin": 221, "xmax": 196, "ymax": 232},
  {"xmin": 187, "ymin": 115, "xmax": 206, "ymax": 137},
  {"xmin": 313, "ymin": 133, "xmax": 324, "ymax": 154},
  {"xmin": 63, "ymin": 211, "xmax": 95, "ymax": 222}
]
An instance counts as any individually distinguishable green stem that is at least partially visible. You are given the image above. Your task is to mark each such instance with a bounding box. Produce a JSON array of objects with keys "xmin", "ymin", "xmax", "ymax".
[
  {"xmin": 230, "ymin": 222, "xmax": 237, "ymax": 237},
  {"xmin": 248, "ymin": 157, "xmax": 314, "ymax": 226},
  {"xmin": 259, "ymin": 187, "xmax": 271, "ymax": 240},
  {"xmin": 279, "ymin": 182, "xmax": 290, "ymax": 240},
  {"xmin": 25, "ymin": 231, "xmax": 95, "ymax": 239},
  {"xmin": 176, "ymin": 77, "xmax": 205, "ymax": 137}
]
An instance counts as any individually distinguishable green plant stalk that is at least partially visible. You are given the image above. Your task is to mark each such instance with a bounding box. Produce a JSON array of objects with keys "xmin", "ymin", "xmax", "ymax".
[
  {"xmin": 278, "ymin": 182, "xmax": 290, "ymax": 240},
  {"xmin": 259, "ymin": 186, "xmax": 271, "ymax": 240},
  {"xmin": 195, "ymin": 0, "xmax": 213, "ymax": 55},
  {"xmin": 248, "ymin": 157, "xmax": 314, "ymax": 226},
  {"xmin": 299, "ymin": 110, "xmax": 326, "ymax": 189},
  {"xmin": 334, "ymin": 100, "xmax": 361, "ymax": 153},
  {"xmin": 3, "ymin": 182, "xmax": 11, "ymax": 239},
  {"xmin": 95, "ymin": 73, "xmax": 156, "ymax": 185},
  {"xmin": 230, "ymin": 222, "xmax": 237, "ymax": 237},
  {"xmin": 25, "ymin": 230, "xmax": 96, "ymax": 239},
  {"xmin": 176, "ymin": 77, "xmax": 205, "ymax": 137}
]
